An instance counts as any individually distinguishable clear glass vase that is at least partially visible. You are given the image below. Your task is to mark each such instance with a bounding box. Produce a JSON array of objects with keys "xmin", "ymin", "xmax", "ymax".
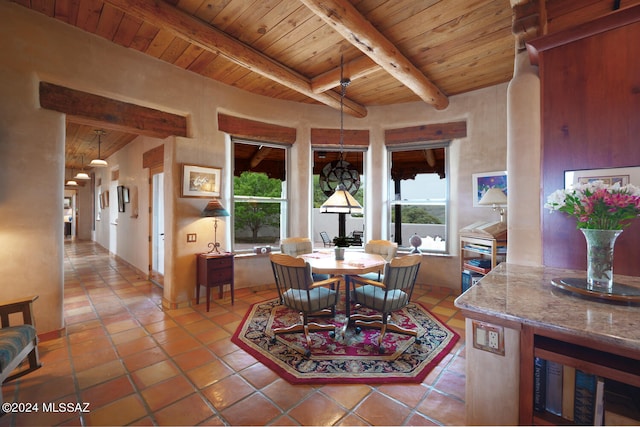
[{"xmin": 580, "ymin": 228, "xmax": 623, "ymax": 293}]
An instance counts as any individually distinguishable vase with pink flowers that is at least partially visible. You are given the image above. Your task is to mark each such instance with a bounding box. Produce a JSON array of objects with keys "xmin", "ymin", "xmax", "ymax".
[{"xmin": 545, "ymin": 180, "xmax": 640, "ymax": 292}]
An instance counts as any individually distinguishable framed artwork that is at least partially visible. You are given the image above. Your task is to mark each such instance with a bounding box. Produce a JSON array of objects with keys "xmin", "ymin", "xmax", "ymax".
[
  {"xmin": 117, "ymin": 185, "xmax": 125, "ymax": 212},
  {"xmin": 472, "ymin": 171, "xmax": 507, "ymax": 207},
  {"xmin": 103, "ymin": 190, "xmax": 109, "ymax": 208},
  {"xmin": 99, "ymin": 192, "xmax": 104, "ymax": 209},
  {"xmin": 565, "ymin": 167, "xmax": 638, "ymax": 189},
  {"xmin": 181, "ymin": 164, "xmax": 221, "ymax": 198},
  {"xmin": 123, "ymin": 187, "xmax": 130, "ymax": 203}
]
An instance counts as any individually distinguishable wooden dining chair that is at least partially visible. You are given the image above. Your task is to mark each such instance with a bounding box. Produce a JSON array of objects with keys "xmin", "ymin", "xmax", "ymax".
[
  {"xmin": 269, "ymin": 253, "xmax": 341, "ymax": 357},
  {"xmin": 359, "ymin": 240, "xmax": 398, "ymax": 281},
  {"xmin": 1, "ymin": 296, "xmax": 41, "ymax": 406},
  {"xmin": 349, "ymin": 254, "xmax": 422, "ymax": 353}
]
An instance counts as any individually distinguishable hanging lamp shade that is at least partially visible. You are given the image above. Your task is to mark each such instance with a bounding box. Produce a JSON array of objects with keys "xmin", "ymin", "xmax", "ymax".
[
  {"xmin": 320, "ymin": 184, "xmax": 363, "ymax": 214},
  {"xmin": 75, "ymin": 155, "xmax": 91, "ymax": 180},
  {"xmin": 74, "ymin": 171, "xmax": 90, "ymax": 180},
  {"xmin": 66, "ymin": 169, "xmax": 78, "ymax": 186},
  {"xmin": 90, "ymin": 130, "xmax": 108, "ymax": 168},
  {"xmin": 319, "ymin": 55, "xmax": 363, "ymax": 217}
]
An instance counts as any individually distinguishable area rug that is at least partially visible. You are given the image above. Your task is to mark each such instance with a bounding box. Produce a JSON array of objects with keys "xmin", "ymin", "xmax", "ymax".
[{"xmin": 231, "ymin": 298, "xmax": 459, "ymax": 384}]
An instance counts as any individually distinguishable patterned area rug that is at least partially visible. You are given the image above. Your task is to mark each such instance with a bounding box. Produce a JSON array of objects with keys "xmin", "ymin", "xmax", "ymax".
[{"xmin": 231, "ymin": 298, "xmax": 459, "ymax": 384}]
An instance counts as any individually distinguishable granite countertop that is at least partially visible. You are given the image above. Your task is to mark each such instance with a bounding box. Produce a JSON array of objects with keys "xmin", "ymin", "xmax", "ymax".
[{"xmin": 454, "ymin": 263, "xmax": 640, "ymax": 351}]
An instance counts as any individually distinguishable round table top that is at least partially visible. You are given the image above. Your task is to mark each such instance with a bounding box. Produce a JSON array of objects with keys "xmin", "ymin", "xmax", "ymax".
[{"xmin": 299, "ymin": 250, "xmax": 386, "ymax": 275}]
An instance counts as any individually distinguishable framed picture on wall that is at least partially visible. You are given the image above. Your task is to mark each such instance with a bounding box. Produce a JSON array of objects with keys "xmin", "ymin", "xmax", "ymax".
[
  {"xmin": 181, "ymin": 164, "xmax": 221, "ymax": 198},
  {"xmin": 565, "ymin": 166, "xmax": 638, "ymax": 189},
  {"xmin": 472, "ymin": 171, "xmax": 507, "ymax": 207},
  {"xmin": 117, "ymin": 185, "xmax": 126, "ymax": 212}
]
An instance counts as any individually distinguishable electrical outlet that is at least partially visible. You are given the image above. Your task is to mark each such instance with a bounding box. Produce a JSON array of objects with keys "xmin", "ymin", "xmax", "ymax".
[
  {"xmin": 472, "ymin": 320, "xmax": 505, "ymax": 356},
  {"xmin": 488, "ymin": 330, "xmax": 499, "ymax": 349}
]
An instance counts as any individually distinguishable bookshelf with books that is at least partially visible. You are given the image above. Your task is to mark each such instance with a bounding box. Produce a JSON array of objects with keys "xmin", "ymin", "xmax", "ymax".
[
  {"xmin": 459, "ymin": 226, "xmax": 507, "ymax": 291},
  {"xmin": 524, "ymin": 332, "xmax": 640, "ymax": 426}
]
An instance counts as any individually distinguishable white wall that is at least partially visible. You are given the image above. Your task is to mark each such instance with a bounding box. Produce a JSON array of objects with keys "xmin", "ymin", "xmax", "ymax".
[{"xmin": 0, "ymin": 3, "xmax": 513, "ymax": 332}]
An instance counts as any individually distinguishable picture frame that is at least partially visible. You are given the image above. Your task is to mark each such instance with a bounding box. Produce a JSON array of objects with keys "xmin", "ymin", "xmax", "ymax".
[
  {"xmin": 117, "ymin": 185, "xmax": 125, "ymax": 213},
  {"xmin": 472, "ymin": 171, "xmax": 507, "ymax": 207},
  {"xmin": 181, "ymin": 164, "xmax": 221, "ymax": 198},
  {"xmin": 123, "ymin": 186, "xmax": 130, "ymax": 203},
  {"xmin": 565, "ymin": 167, "xmax": 637, "ymax": 189},
  {"xmin": 99, "ymin": 191, "xmax": 104, "ymax": 209},
  {"xmin": 103, "ymin": 190, "xmax": 109, "ymax": 208}
]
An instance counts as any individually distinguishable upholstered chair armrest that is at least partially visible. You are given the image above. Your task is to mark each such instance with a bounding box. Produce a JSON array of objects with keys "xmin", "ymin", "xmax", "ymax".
[{"xmin": 0, "ymin": 296, "xmax": 38, "ymax": 328}]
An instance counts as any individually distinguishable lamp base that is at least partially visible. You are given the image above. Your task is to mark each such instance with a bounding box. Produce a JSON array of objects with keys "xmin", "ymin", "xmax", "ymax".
[{"xmin": 207, "ymin": 242, "xmax": 221, "ymax": 253}]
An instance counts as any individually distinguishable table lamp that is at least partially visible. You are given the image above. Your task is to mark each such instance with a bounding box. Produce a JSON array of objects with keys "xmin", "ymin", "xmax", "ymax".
[
  {"xmin": 479, "ymin": 187, "xmax": 507, "ymax": 222},
  {"xmin": 201, "ymin": 200, "xmax": 229, "ymax": 253}
]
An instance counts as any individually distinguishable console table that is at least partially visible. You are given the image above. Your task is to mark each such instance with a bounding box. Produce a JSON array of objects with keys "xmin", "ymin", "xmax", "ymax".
[{"xmin": 196, "ymin": 252, "xmax": 234, "ymax": 311}]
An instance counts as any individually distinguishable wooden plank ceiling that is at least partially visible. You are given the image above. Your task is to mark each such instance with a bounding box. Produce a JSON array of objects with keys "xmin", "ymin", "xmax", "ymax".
[{"xmin": 14, "ymin": 0, "xmax": 637, "ymax": 177}]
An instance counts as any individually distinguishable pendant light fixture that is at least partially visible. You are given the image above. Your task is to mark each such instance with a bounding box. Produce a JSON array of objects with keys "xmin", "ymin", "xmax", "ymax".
[
  {"xmin": 65, "ymin": 168, "xmax": 78, "ymax": 186},
  {"xmin": 74, "ymin": 155, "xmax": 91, "ymax": 180},
  {"xmin": 319, "ymin": 55, "xmax": 363, "ymax": 238},
  {"xmin": 89, "ymin": 129, "xmax": 108, "ymax": 168}
]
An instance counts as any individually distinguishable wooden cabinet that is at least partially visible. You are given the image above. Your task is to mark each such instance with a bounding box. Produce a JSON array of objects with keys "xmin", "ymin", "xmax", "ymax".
[
  {"xmin": 196, "ymin": 252, "xmax": 234, "ymax": 311},
  {"xmin": 460, "ymin": 228, "xmax": 506, "ymax": 291}
]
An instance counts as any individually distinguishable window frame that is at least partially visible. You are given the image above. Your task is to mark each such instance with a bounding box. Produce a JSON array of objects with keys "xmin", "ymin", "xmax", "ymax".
[
  {"xmin": 231, "ymin": 138, "xmax": 288, "ymax": 253},
  {"xmin": 387, "ymin": 142, "xmax": 450, "ymax": 254}
]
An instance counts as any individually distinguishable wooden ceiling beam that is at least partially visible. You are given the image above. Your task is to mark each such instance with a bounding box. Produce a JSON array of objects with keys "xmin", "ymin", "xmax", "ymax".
[
  {"xmin": 299, "ymin": 0, "xmax": 449, "ymax": 110},
  {"xmin": 40, "ymin": 82, "xmax": 187, "ymax": 138},
  {"xmin": 249, "ymin": 146, "xmax": 273, "ymax": 169},
  {"xmin": 311, "ymin": 56, "xmax": 379, "ymax": 93},
  {"xmin": 103, "ymin": 0, "xmax": 368, "ymax": 118}
]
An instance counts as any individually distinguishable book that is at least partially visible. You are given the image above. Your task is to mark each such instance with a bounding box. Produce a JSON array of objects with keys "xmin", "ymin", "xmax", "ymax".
[
  {"xmin": 594, "ymin": 377, "xmax": 605, "ymax": 425},
  {"xmin": 533, "ymin": 357, "xmax": 547, "ymax": 412},
  {"xmin": 545, "ymin": 360, "xmax": 563, "ymax": 416},
  {"xmin": 562, "ymin": 365, "xmax": 576, "ymax": 421},
  {"xmin": 575, "ymin": 370, "xmax": 597, "ymax": 425}
]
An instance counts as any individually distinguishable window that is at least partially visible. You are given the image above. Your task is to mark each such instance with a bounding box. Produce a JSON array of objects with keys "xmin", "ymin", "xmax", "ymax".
[
  {"xmin": 232, "ymin": 139, "xmax": 287, "ymax": 252},
  {"xmin": 313, "ymin": 150, "xmax": 365, "ymax": 245},
  {"xmin": 388, "ymin": 144, "xmax": 449, "ymax": 253}
]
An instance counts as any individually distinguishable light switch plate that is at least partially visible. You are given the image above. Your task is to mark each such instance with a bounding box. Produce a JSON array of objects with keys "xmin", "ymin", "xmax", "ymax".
[
  {"xmin": 187, "ymin": 233, "xmax": 197, "ymax": 243},
  {"xmin": 472, "ymin": 320, "xmax": 505, "ymax": 356}
]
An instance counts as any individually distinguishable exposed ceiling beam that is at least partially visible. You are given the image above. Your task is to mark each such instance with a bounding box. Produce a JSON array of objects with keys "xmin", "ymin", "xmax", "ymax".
[
  {"xmin": 249, "ymin": 146, "xmax": 273, "ymax": 169},
  {"xmin": 299, "ymin": 0, "xmax": 449, "ymax": 110},
  {"xmin": 103, "ymin": 0, "xmax": 367, "ymax": 118},
  {"xmin": 40, "ymin": 82, "xmax": 188, "ymax": 138},
  {"xmin": 311, "ymin": 56, "xmax": 379, "ymax": 93}
]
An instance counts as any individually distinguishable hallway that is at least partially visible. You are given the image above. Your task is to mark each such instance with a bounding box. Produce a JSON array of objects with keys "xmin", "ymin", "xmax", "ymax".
[{"xmin": 1, "ymin": 240, "xmax": 466, "ymax": 426}]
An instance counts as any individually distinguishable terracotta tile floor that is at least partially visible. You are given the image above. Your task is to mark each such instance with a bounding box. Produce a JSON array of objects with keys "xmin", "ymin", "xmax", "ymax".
[{"xmin": 1, "ymin": 240, "xmax": 466, "ymax": 426}]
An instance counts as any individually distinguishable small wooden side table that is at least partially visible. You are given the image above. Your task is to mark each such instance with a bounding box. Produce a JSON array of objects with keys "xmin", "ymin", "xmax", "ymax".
[{"xmin": 196, "ymin": 252, "xmax": 234, "ymax": 311}]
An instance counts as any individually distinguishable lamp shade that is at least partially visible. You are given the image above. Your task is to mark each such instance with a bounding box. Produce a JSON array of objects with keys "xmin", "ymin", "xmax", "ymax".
[
  {"xmin": 201, "ymin": 200, "xmax": 230, "ymax": 217},
  {"xmin": 74, "ymin": 171, "xmax": 90, "ymax": 180},
  {"xmin": 479, "ymin": 187, "xmax": 507, "ymax": 206},
  {"xmin": 320, "ymin": 184, "xmax": 363, "ymax": 214},
  {"xmin": 89, "ymin": 158, "xmax": 108, "ymax": 168}
]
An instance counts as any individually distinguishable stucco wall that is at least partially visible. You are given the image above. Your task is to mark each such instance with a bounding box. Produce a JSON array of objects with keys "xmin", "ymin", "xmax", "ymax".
[{"xmin": 0, "ymin": 3, "xmax": 514, "ymax": 333}]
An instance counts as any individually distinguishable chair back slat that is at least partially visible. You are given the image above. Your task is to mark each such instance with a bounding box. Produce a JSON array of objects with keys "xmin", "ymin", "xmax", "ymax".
[
  {"xmin": 377, "ymin": 255, "xmax": 421, "ymax": 311},
  {"xmin": 270, "ymin": 253, "xmax": 338, "ymax": 313}
]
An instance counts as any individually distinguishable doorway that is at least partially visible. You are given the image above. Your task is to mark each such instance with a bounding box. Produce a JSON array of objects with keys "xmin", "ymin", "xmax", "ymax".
[{"xmin": 150, "ymin": 170, "xmax": 165, "ymax": 287}]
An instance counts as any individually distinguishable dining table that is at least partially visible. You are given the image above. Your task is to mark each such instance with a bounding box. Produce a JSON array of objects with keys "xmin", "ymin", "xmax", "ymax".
[{"xmin": 299, "ymin": 250, "xmax": 387, "ymax": 331}]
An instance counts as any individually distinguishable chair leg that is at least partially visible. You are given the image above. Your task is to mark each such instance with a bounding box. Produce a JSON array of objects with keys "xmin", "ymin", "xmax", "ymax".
[
  {"xmin": 352, "ymin": 313, "xmax": 418, "ymax": 351},
  {"xmin": 271, "ymin": 313, "xmax": 336, "ymax": 357}
]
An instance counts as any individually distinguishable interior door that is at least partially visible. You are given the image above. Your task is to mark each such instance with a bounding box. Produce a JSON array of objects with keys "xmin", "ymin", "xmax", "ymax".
[{"xmin": 150, "ymin": 171, "xmax": 165, "ymax": 286}]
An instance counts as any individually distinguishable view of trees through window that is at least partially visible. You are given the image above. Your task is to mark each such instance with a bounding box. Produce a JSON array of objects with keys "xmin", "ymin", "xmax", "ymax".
[
  {"xmin": 389, "ymin": 146, "xmax": 448, "ymax": 252},
  {"xmin": 233, "ymin": 140, "xmax": 286, "ymax": 251}
]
